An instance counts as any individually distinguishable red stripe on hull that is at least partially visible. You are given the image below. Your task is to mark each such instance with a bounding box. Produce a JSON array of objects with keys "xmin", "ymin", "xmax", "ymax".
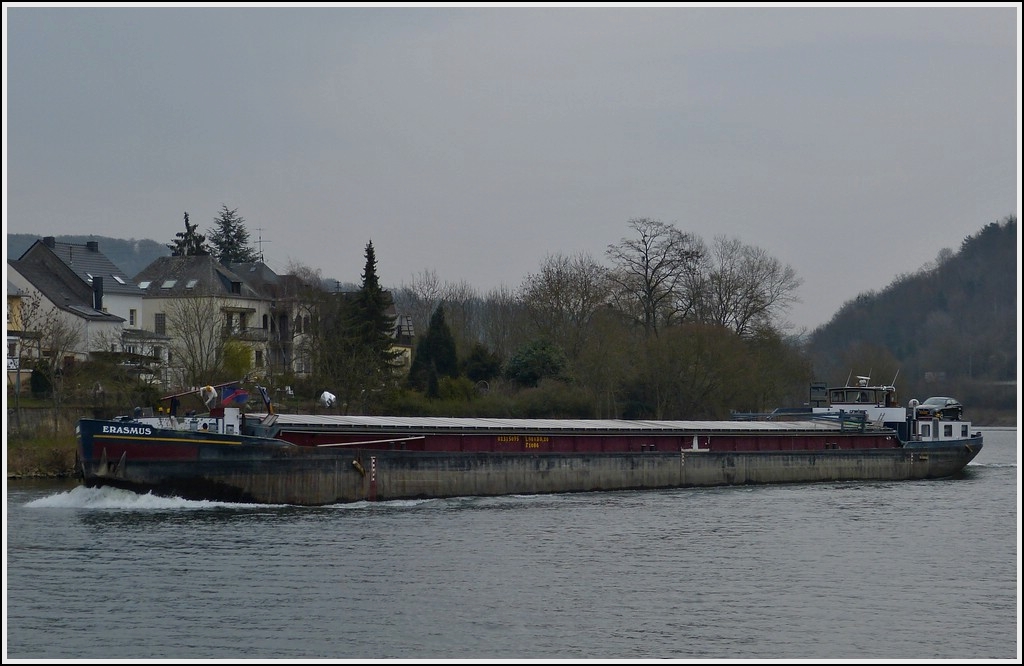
[
  {"xmin": 90, "ymin": 437, "xmax": 201, "ymax": 461},
  {"xmin": 274, "ymin": 431, "xmax": 899, "ymax": 453}
]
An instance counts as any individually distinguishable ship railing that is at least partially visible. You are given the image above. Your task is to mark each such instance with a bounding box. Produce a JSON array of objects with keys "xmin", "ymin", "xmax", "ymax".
[
  {"xmin": 731, "ymin": 408, "xmax": 815, "ymax": 422},
  {"xmin": 731, "ymin": 409, "xmax": 881, "ymax": 432}
]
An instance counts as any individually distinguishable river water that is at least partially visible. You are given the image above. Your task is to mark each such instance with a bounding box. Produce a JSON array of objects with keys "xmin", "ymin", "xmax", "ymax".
[{"xmin": 4, "ymin": 426, "xmax": 1019, "ymax": 661}]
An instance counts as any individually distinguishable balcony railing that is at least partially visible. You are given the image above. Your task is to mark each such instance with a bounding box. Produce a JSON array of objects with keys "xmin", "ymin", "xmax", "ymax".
[{"xmin": 221, "ymin": 327, "xmax": 270, "ymax": 342}]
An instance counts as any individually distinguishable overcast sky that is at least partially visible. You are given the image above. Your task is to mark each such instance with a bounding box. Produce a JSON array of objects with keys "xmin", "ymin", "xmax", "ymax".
[{"xmin": 4, "ymin": 4, "xmax": 1020, "ymax": 332}]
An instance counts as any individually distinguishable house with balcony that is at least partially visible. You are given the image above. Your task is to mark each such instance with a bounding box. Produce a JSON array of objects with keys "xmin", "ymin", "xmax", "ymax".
[
  {"xmin": 134, "ymin": 255, "xmax": 273, "ymax": 387},
  {"xmin": 225, "ymin": 261, "xmax": 311, "ymax": 381}
]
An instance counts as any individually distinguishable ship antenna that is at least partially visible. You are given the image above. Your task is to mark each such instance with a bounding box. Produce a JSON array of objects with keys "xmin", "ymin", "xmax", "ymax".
[
  {"xmin": 845, "ymin": 370, "xmax": 852, "ymax": 387},
  {"xmin": 890, "ymin": 369, "xmax": 900, "ymax": 386}
]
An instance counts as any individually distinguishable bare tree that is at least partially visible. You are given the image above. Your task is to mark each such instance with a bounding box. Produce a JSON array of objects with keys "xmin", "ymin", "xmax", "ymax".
[
  {"xmin": 165, "ymin": 289, "xmax": 224, "ymax": 388},
  {"xmin": 573, "ymin": 304, "xmax": 635, "ymax": 418},
  {"xmin": 394, "ymin": 270, "xmax": 482, "ymax": 360},
  {"xmin": 519, "ymin": 251, "xmax": 611, "ymax": 360},
  {"xmin": 283, "ymin": 260, "xmax": 326, "ymax": 379},
  {"xmin": 605, "ymin": 217, "xmax": 703, "ymax": 336},
  {"xmin": 696, "ymin": 235, "xmax": 802, "ymax": 336},
  {"xmin": 17, "ymin": 295, "xmax": 85, "ymax": 432},
  {"xmin": 438, "ymin": 278, "xmax": 481, "ymax": 357},
  {"xmin": 477, "ymin": 283, "xmax": 526, "ymax": 363},
  {"xmin": 394, "ymin": 269, "xmax": 446, "ymax": 343}
]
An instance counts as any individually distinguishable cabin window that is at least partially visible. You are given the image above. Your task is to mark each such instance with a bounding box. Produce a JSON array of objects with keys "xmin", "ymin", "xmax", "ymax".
[
  {"xmin": 961, "ymin": 425, "xmax": 969, "ymax": 437},
  {"xmin": 920, "ymin": 424, "xmax": 931, "ymax": 438},
  {"xmin": 943, "ymin": 424, "xmax": 953, "ymax": 437}
]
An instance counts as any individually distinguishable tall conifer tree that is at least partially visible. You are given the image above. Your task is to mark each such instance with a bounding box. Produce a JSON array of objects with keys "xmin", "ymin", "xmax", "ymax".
[
  {"xmin": 350, "ymin": 240, "xmax": 401, "ymax": 379},
  {"xmin": 168, "ymin": 212, "xmax": 210, "ymax": 256},
  {"xmin": 408, "ymin": 305, "xmax": 458, "ymax": 392},
  {"xmin": 208, "ymin": 205, "xmax": 259, "ymax": 263}
]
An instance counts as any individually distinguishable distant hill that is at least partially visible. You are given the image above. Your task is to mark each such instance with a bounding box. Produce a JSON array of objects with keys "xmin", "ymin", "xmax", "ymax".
[
  {"xmin": 805, "ymin": 216, "xmax": 1017, "ymax": 416},
  {"xmin": 7, "ymin": 233, "xmax": 171, "ymax": 279}
]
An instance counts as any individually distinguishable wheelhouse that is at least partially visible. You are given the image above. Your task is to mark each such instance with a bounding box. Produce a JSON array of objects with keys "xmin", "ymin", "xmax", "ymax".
[{"xmin": 913, "ymin": 417, "xmax": 973, "ymax": 443}]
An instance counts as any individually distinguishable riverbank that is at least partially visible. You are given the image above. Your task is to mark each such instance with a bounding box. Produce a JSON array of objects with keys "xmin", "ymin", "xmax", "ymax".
[{"xmin": 6, "ymin": 434, "xmax": 78, "ymax": 479}]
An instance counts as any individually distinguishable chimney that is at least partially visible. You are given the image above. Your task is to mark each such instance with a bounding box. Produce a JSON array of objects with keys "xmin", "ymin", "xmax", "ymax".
[
  {"xmin": 86, "ymin": 241, "xmax": 99, "ymax": 252},
  {"xmin": 92, "ymin": 276, "xmax": 104, "ymax": 311},
  {"xmin": 43, "ymin": 236, "xmax": 56, "ymax": 248}
]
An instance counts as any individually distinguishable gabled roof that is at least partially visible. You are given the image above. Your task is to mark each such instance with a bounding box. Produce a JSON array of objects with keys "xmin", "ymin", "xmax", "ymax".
[
  {"xmin": 7, "ymin": 260, "xmax": 124, "ymax": 323},
  {"xmin": 18, "ymin": 237, "xmax": 139, "ymax": 295},
  {"xmin": 134, "ymin": 255, "xmax": 262, "ymax": 299},
  {"xmin": 227, "ymin": 261, "xmax": 280, "ymax": 298}
]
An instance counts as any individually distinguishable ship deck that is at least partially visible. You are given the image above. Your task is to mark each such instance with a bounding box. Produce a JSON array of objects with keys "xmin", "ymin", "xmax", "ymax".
[{"xmin": 250, "ymin": 413, "xmax": 886, "ymax": 436}]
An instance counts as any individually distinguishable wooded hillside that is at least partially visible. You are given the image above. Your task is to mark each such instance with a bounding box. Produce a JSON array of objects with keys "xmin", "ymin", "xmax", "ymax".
[{"xmin": 805, "ymin": 216, "xmax": 1017, "ymax": 415}]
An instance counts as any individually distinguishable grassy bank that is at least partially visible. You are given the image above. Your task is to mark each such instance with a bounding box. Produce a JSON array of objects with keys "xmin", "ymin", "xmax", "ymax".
[{"xmin": 6, "ymin": 431, "xmax": 79, "ymax": 479}]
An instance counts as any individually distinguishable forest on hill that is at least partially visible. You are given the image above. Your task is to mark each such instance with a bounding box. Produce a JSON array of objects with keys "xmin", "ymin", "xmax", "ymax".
[{"xmin": 805, "ymin": 216, "xmax": 1017, "ymax": 418}]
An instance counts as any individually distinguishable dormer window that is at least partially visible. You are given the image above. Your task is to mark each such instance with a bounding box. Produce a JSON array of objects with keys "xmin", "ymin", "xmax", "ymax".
[
  {"xmin": 161, "ymin": 280, "xmax": 176, "ymax": 289},
  {"xmin": 138, "ymin": 281, "xmax": 151, "ymax": 289},
  {"xmin": 186, "ymin": 279, "xmax": 198, "ymax": 289}
]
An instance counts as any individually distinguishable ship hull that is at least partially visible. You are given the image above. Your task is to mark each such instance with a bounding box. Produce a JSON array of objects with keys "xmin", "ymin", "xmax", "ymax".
[{"xmin": 77, "ymin": 418, "xmax": 983, "ymax": 506}]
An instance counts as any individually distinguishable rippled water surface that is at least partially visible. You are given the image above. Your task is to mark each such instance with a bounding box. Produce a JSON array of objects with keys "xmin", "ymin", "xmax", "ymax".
[{"xmin": 5, "ymin": 427, "xmax": 1019, "ymax": 660}]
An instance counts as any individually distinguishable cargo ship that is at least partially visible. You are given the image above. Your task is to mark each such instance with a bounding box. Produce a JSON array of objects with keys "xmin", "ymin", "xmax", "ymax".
[{"xmin": 75, "ymin": 377, "xmax": 983, "ymax": 506}]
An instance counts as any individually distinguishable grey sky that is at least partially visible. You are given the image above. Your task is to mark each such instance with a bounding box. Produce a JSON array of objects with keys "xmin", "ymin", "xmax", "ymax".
[{"xmin": 4, "ymin": 4, "xmax": 1019, "ymax": 331}]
